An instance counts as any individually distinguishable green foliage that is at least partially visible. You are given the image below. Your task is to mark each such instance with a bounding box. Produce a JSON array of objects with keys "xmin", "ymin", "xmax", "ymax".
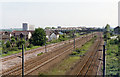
[
  {"xmin": 11, "ymin": 36, "xmax": 15, "ymax": 39},
  {"xmin": 52, "ymin": 27, "xmax": 55, "ymax": 29},
  {"xmin": 105, "ymin": 24, "xmax": 110, "ymax": 32},
  {"xmin": 58, "ymin": 34, "xmax": 68, "ymax": 41},
  {"xmin": 109, "ymin": 39, "xmax": 118, "ymax": 45},
  {"xmin": 27, "ymin": 44, "xmax": 33, "ymax": 48},
  {"xmin": 45, "ymin": 27, "xmax": 51, "ymax": 29},
  {"xmin": 2, "ymin": 44, "xmax": 7, "ymax": 53},
  {"xmin": 75, "ymin": 48, "xmax": 82, "ymax": 53},
  {"xmin": 6, "ymin": 41, "xmax": 11, "ymax": 48},
  {"xmin": 8, "ymin": 47, "xmax": 18, "ymax": 51},
  {"xmin": 71, "ymin": 38, "xmax": 95, "ymax": 56},
  {"xmin": 117, "ymin": 35, "xmax": 120, "ymax": 42},
  {"xmin": 106, "ymin": 39, "xmax": 120, "ymax": 75},
  {"xmin": 11, "ymin": 38, "xmax": 16, "ymax": 47},
  {"xmin": 50, "ymin": 39, "xmax": 60, "ymax": 43},
  {"xmin": 16, "ymin": 39, "xmax": 25, "ymax": 47},
  {"xmin": 68, "ymin": 31, "xmax": 74, "ymax": 38},
  {"xmin": 37, "ymin": 52, "xmax": 43, "ymax": 56},
  {"xmin": 104, "ymin": 32, "xmax": 111, "ymax": 41},
  {"xmin": 30, "ymin": 28, "xmax": 46, "ymax": 46},
  {"xmin": 104, "ymin": 24, "xmax": 111, "ymax": 41},
  {"xmin": 71, "ymin": 51, "xmax": 78, "ymax": 55}
]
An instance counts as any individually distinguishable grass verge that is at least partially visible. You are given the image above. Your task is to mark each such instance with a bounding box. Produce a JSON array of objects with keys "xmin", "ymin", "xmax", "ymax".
[
  {"xmin": 2, "ymin": 46, "xmax": 41, "ymax": 57},
  {"xmin": 106, "ymin": 40, "xmax": 119, "ymax": 75}
]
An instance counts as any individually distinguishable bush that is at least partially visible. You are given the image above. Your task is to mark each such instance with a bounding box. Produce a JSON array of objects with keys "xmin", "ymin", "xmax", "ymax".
[
  {"xmin": 37, "ymin": 52, "xmax": 43, "ymax": 56},
  {"xmin": 75, "ymin": 48, "xmax": 81, "ymax": 53},
  {"xmin": 16, "ymin": 39, "xmax": 25, "ymax": 47},
  {"xmin": 71, "ymin": 51, "xmax": 78, "ymax": 55},
  {"xmin": 109, "ymin": 39, "xmax": 118, "ymax": 45},
  {"xmin": 27, "ymin": 44, "xmax": 33, "ymax": 48},
  {"xmin": 9, "ymin": 47, "xmax": 18, "ymax": 51},
  {"xmin": 6, "ymin": 41, "xmax": 11, "ymax": 48}
]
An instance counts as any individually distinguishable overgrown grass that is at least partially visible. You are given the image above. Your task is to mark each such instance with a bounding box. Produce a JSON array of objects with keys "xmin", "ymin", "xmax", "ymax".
[
  {"xmin": 37, "ymin": 52, "xmax": 43, "ymax": 56},
  {"xmin": 2, "ymin": 46, "xmax": 41, "ymax": 57},
  {"xmin": 106, "ymin": 40, "xmax": 119, "ymax": 75},
  {"xmin": 39, "ymin": 36, "xmax": 95, "ymax": 75},
  {"xmin": 0, "ymin": 47, "xmax": 2, "ymax": 57},
  {"xmin": 46, "ymin": 56, "xmax": 80, "ymax": 75},
  {"xmin": 71, "ymin": 37, "xmax": 95, "ymax": 56}
]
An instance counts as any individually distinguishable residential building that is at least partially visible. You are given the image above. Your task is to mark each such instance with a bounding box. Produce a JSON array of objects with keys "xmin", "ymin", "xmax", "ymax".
[
  {"xmin": 12, "ymin": 31, "xmax": 34, "ymax": 40},
  {"xmin": 114, "ymin": 26, "xmax": 120, "ymax": 34},
  {"xmin": 45, "ymin": 29, "xmax": 59, "ymax": 41},
  {"xmin": 0, "ymin": 31, "xmax": 11, "ymax": 42}
]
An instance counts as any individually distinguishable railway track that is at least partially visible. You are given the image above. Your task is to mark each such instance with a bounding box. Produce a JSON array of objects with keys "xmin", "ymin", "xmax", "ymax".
[
  {"xmin": 66, "ymin": 32, "xmax": 103, "ymax": 76},
  {"xmin": 2, "ymin": 32, "xmax": 99, "ymax": 76},
  {"xmin": 1, "ymin": 33, "xmax": 91, "ymax": 62}
]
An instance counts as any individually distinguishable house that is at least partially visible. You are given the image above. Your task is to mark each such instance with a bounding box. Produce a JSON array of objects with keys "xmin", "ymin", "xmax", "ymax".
[
  {"xmin": 114, "ymin": 26, "xmax": 120, "ymax": 35},
  {"xmin": 12, "ymin": 30, "xmax": 34, "ymax": 40},
  {"xmin": 0, "ymin": 31, "xmax": 11, "ymax": 42},
  {"xmin": 45, "ymin": 29, "xmax": 59, "ymax": 41}
]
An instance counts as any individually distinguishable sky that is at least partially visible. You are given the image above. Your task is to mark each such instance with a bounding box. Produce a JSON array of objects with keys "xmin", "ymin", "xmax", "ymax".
[{"xmin": 0, "ymin": 0, "xmax": 120, "ymax": 29}]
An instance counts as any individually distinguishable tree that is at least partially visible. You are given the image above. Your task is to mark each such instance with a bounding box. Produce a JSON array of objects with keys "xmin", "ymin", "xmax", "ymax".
[
  {"xmin": 68, "ymin": 31, "xmax": 74, "ymax": 38},
  {"xmin": 11, "ymin": 38, "xmax": 16, "ymax": 47},
  {"xmin": 30, "ymin": 28, "xmax": 46, "ymax": 46},
  {"xmin": 45, "ymin": 27, "xmax": 51, "ymax": 29},
  {"xmin": 58, "ymin": 34, "xmax": 67, "ymax": 41},
  {"xmin": 16, "ymin": 39, "xmax": 25, "ymax": 47},
  {"xmin": 6, "ymin": 41, "xmax": 11, "ymax": 48},
  {"xmin": 11, "ymin": 36, "xmax": 15, "ymax": 39},
  {"xmin": 104, "ymin": 24, "xmax": 111, "ymax": 41},
  {"xmin": 52, "ymin": 27, "xmax": 56, "ymax": 29},
  {"xmin": 105, "ymin": 24, "xmax": 110, "ymax": 32}
]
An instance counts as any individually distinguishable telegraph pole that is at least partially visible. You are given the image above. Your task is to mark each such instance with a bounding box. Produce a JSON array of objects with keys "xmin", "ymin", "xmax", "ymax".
[
  {"xmin": 45, "ymin": 31, "xmax": 47, "ymax": 52},
  {"xmin": 103, "ymin": 45, "xmax": 105, "ymax": 77},
  {"xmin": 73, "ymin": 29, "xmax": 75, "ymax": 50},
  {"xmin": 74, "ymin": 32, "xmax": 75, "ymax": 50},
  {"xmin": 22, "ymin": 45, "xmax": 24, "ymax": 77},
  {"xmin": 25, "ymin": 34, "xmax": 26, "ymax": 51},
  {"xmin": 45, "ymin": 37, "xmax": 47, "ymax": 52}
]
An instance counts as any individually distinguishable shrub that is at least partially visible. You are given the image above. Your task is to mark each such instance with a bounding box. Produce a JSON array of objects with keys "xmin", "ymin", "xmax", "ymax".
[
  {"xmin": 9, "ymin": 47, "xmax": 18, "ymax": 51},
  {"xmin": 27, "ymin": 44, "xmax": 33, "ymax": 48},
  {"xmin": 37, "ymin": 52, "xmax": 43, "ymax": 56},
  {"xmin": 75, "ymin": 48, "xmax": 81, "ymax": 53},
  {"xmin": 71, "ymin": 51, "xmax": 78, "ymax": 55},
  {"xmin": 6, "ymin": 41, "xmax": 11, "ymax": 48}
]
